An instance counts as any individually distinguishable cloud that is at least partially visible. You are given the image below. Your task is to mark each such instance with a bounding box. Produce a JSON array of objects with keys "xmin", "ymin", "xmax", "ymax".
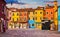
[
  {"xmin": 6, "ymin": 3, "xmax": 43, "ymax": 9},
  {"xmin": 6, "ymin": 0, "xmax": 60, "ymax": 8}
]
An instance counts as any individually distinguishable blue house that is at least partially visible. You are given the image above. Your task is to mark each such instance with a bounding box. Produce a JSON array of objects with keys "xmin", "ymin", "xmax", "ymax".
[{"xmin": 58, "ymin": 6, "xmax": 60, "ymax": 31}]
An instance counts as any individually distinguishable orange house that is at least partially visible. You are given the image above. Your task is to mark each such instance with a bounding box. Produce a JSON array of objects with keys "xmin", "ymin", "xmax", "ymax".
[
  {"xmin": 18, "ymin": 9, "xmax": 28, "ymax": 29},
  {"xmin": 44, "ymin": 5, "xmax": 54, "ymax": 20},
  {"xmin": 42, "ymin": 5, "xmax": 55, "ymax": 30}
]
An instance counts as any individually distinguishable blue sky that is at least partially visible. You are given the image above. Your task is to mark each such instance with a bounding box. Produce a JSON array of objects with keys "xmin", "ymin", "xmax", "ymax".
[{"xmin": 5, "ymin": 0, "xmax": 60, "ymax": 8}]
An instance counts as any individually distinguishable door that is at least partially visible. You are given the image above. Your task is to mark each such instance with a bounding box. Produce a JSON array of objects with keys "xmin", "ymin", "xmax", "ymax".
[{"xmin": 42, "ymin": 21, "xmax": 50, "ymax": 30}]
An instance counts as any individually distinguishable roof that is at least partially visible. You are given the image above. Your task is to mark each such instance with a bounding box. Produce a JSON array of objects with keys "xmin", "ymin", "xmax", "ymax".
[
  {"xmin": 45, "ymin": 6, "xmax": 54, "ymax": 9},
  {"xmin": 35, "ymin": 7, "xmax": 44, "ymax": 10},
  {"xmin": 7, "ymin": 8, "xmax": 35, "ymax": 12}
]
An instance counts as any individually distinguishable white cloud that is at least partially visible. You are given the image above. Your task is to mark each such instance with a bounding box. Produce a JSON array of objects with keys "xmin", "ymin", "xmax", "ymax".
[{"xmin": 6, "ymin": 3, "xmax": 43, "ymax": 9}]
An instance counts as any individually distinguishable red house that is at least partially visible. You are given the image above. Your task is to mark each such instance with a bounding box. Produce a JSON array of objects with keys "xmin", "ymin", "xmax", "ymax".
[
  {"xmin": 0, "ymin": 0, "xmax": 7, "ymax": 32},
  {"xmin": 18, "ymin": 9, "xmax": 28, "ymax": 29}
]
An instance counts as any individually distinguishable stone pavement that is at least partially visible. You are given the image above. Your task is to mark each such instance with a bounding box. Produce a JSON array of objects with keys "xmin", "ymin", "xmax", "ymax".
[{"xmin": 0, "ymin": 29, "xmax": 60, "ymax": 37}]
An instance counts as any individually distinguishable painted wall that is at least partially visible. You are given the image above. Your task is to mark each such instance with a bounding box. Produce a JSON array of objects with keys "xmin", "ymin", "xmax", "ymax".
[
  {"xmin": 58, "ymin": 7, "xmax": 60, "ymax": 20},
  {"xmin": 29, "ymin": 12, "xmax": 34, "ymax": 20},
  {"xmin": 34, "ymin": 10, "xmax": 43, "ymax": 22},
  {"xmin": 29, "ymin": 11, "xmax": 35, "ymax": 28},
  {"xmin": 28, "ymin": 20, "xmax": 35, "ymax": 28},
  {"xmin": 54, "ymin": 11, "xmax": 58, "ymax": 30},
  {"xmin": 53, "ymin": 0, "xmax": 58, "ymax": 30},
  {"xmin": 58, "ymin": 6, "xmax": 60, "ymax": 31},
  {"xmin": 11, "ymin": 12, "xmax": 20, "ymax": 22},
  {"xmin": 20, "ymin": 11, "xmax": 28, "ymax": 22},
  {"xmin": 45, "ymin": 8, "xmax": 54, "ymax": 20},
  {"xmin": 7, "ymin": 10, "xmax": 12, "ymax": 21},
  {"xmin": 34, "ymin": 10, "xmax": 43, "ymax": 29}
]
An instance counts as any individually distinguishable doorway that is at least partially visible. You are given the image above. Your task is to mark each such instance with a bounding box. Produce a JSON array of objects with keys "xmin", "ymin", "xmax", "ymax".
[{"xmin": 42, "ymin": 20, "xmax": 50, "ymax": 30}]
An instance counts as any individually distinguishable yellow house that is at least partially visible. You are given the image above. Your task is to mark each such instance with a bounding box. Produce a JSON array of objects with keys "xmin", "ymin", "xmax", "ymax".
[
  {"xmin": 54, "ymin": 11, "xmax": 58, "ymax": 30},
  {"xmin": 28, "ymin": 9, "xmax": 35, "ymax": 28},
  {"xmin": 29, "ymin": 12, "xmax": 34, "ymax": 20},
  {"xmin": 11, "ymin": 12, "xmax": 20, "ymax": 22},
  {"xmin": 34, "ymin": 7, "xmax": 44, "ymax": 30},
  {"xmin": 11, "ymin": 11, "xmax": 20, "ymax": 28},
  {"xmin": 8, "ymin": 11, "xmax": 20, "ymax": 29},
  {"xmin": 53, "ymin": 0, "xmax": 58, "ymax": 30}
]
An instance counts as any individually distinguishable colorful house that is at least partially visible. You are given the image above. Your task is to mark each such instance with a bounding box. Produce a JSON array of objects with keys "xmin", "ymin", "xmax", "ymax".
[
  {"xmin": 0, "ymin": 0, "xmax": 6, "ymax": 32},
  {"xmin": 58, "ymin": 6, "xmax": 60, "ymax": 31},
  {"xmin": 43, "ymin": 0, "xmax": 58, "ymax": 30},
  {"xmin": 44, "ymin": 5, "xmax": 54, "ymax": 20},
  {"xmin": 11, "ymin": 11, "xmax": 20, "ymax": 28},
  {"xmin": 34, "ymin": 7, "xmax": 44, "ymax": 30},
  {"xmin": 53, "ymin": 0, "xmax": 58, "ymax": 30},
  {"xmin": 7, "ymin": 8, "xmax": 20, "ymax": 29},
  {"xmin": 28, "ymin": 9, "xmax": 35, "ymax": 28},
  {"xmin": 19, "ymin": 9, "xmax": 28, "ymax": 29},
  {"xmin": 7, "ymin": 9, "xmax": 13, "ymax": 29},
  {"xmin": 44, "ymin": 5, "xmax": 54, "ymax": 30}
]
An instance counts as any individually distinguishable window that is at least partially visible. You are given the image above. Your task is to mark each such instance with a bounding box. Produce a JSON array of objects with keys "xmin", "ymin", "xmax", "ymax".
[
  {"xmin": 51, "ymin": 12, "xmax": 52, "ymax": 14},
  {"xmin": 24, "ymin": 17, "xmax": 26, "ymax": 21},
  {"xmin": 44, "ymin": 17, "xmax": 46, "ymax": 19},
  {"xmin": 29, "ymin": 18, "xmax": 30, "ymax": 20},
  {"xmin": 17, "ymin": 13, "xmax": 18, "ymax": 16},
  {"xmin": 46, "ymin": 12, "xmax": 48, "ymax": 14},
  {"xmin": 32, "ymin": 24, "xmax": 34, "ymax": 26},
  {"xmin": 40, "ymin": 12, "xmax": 42, "ymax": 14},
  {"xmin": 33, "ymin": 12, "xmax": 34, "ymax": 14},
  {"xmin": 36, "ymin": 17, "xmax": 37, "ymax": 20},
  {"xmin": 55, "ymin": 10, "xmax": 58, "ymax": 12},
  {"xmin": 33, "ymin": 18, "xmax": 34, "ymax": 20},
  {"xmin": 34, "ymin": 17, "xmax": 37, "ymax": 20},
  {"xmin": 40, "ymin": 17, "xmax": 42, "ymax": 20},
  {"xmin": 10, "ymin": 17, "xmax": 11, "ymax": 20},
  {"xmin": 13, "ymin": 18, "xmax": 14, "ymax": 21},
  {"xmin": 13, "ymin": 13, "xmax": 14, "ymax": 16},
  {"xmin": 17, "ymin": 18, "xmax": 18, "ymax": 21},
  {"xmin": 35, "ymin": 12, "xmax": 37, "ymax": 14}
]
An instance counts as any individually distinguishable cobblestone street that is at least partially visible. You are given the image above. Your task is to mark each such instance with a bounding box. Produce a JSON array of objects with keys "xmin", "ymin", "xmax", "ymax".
[{"xmin": 0, "ymin": 29, "xmax": 60, "ymax": 37}]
